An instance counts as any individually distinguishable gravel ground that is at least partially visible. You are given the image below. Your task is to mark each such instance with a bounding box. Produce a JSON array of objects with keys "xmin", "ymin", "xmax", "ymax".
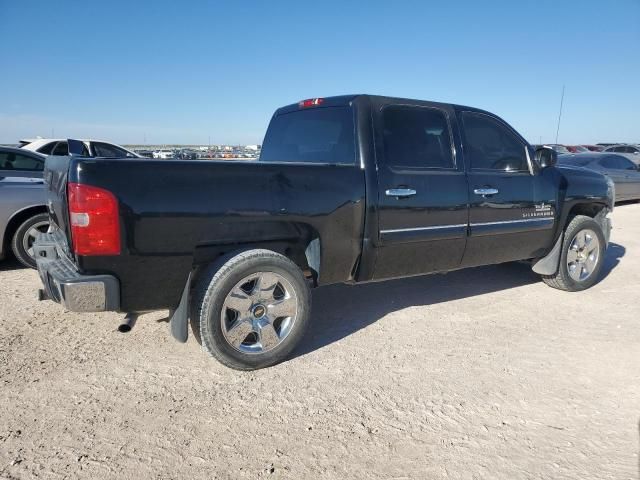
[{"xmin": 1, "ymin": 204, "xmax": 639, "ymax": 480}]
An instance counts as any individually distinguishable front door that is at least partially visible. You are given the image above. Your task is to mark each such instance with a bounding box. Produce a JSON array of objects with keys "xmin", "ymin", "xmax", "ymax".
[
  {"xmin": 373, "ymin": 102, "xmax": 469, "ymax": 280},
  {"xmin": 459, "ymin": 111, "xmax": 557, "ymax": 267},
  {"xmin": 601, "ymin": 155, "xmax": 640, "ymax": 200}
]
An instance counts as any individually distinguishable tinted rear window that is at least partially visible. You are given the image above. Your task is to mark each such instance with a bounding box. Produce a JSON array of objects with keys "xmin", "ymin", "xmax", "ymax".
[
  {"xmin": 382, "ymin": 105, "xmax": 454, "ymax": 169},
  {"xmin": 260, "ymin": 106, "xmax": 355, "ymax": 164}
]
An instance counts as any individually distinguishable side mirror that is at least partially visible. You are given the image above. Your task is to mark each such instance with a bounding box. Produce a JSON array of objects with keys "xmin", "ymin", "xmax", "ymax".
[{"xmin": 535, "ymin": 146, "xmax": 558, "ymax": 169}]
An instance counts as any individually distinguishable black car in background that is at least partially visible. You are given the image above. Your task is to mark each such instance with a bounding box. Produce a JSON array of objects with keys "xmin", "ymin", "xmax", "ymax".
[
  {"xmin": 559, "ymin": 153, "xmax": 640, "ymax": 202},
  {"xmin": 174, "ymin": 149, "xmax": 198, "ymax": 160}
]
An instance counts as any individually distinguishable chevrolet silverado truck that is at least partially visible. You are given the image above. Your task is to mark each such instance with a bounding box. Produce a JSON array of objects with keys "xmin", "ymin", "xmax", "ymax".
[{"xmin": 34, "ymin": 95, "xmax": 614, "ymax": 370}]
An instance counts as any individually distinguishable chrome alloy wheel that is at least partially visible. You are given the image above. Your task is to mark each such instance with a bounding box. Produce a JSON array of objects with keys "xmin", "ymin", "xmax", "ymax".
[
  {"xmin": 22, "ymin": 220, "xmax": 49, "ymax": 258},
  {"xmin": 566, "ymin": 229, "xmax": 600, "ymax": 282},
  {"xmin": 221, "ymin": 272, "xmax": 298, "ymax": 354}
]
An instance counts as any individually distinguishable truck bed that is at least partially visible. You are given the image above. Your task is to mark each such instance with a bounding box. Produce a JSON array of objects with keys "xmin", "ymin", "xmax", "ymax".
[{"xmin": 45, "ymin": 157, "xmax": 366, "ymax": 311}]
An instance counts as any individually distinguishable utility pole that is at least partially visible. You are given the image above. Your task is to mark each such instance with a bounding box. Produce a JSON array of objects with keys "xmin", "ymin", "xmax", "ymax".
[{"xmin": 555, "ymin": 85, "xmax": 565, "ymax": 144}]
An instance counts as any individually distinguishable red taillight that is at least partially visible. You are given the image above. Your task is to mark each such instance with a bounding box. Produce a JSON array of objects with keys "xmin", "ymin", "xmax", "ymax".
[
  {"xmin": 68, "ymin": 183, "xmax": 120, "ymax": 256},
  {"xmin": 298, "ymin": 98, "xmax": 324, "ymax": 108}
]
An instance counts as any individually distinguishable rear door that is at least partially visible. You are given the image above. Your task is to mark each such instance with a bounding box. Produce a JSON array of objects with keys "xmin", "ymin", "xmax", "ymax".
[
  {"xmin": 372, "ymin": 101, "xmax": 469, "ymax": 279},
  {"xmin": 459, "ymin": 110, "xmax": 557, "ymax": 267}
]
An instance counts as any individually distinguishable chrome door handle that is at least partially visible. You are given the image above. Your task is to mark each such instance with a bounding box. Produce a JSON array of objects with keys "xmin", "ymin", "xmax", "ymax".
[
  {"xmin": 385, "ymin": 188, "xmax": 417, "ymax": 198},
  {"xmin": 473, "ymin": 188, "xmax": 499, "ymax": 196}
]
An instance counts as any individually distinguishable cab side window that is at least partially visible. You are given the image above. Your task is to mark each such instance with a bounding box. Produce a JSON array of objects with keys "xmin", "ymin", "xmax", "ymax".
[
  {"xmin": 462, "ymin": 112, "xmax": 529, "ymax": 172},
  {"xmin": 382, "ymin": 105, "xmax": 454, "ymax": 169}
]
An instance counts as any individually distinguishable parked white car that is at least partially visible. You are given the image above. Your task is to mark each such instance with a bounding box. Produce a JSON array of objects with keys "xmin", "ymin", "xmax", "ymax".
[
  {"xmin": 20, "ymin": 139, "xmax": 140, "ymax": 158},
  {"xmin": 153, "ymin": 149, "xmax": 175, "ymax": 159}
]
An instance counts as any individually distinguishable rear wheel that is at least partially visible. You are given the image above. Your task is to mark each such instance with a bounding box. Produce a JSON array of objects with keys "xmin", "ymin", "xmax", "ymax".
[
  {"xmin": 191, "ymin": 249, "xmax": 311, "ymax": 370},
  {"xmin": 11, "ymin": 213, "xmax": 50, "ymax": 269},
  {"xmin": 542, "ymin": 215, "xmax": 605, "ymax": 291}
]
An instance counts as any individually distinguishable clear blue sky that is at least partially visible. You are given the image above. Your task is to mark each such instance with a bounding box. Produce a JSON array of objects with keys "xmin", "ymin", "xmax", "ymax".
[{"xmin": 1, "ymin": 0, "xmax": 638, "ymax": 145}]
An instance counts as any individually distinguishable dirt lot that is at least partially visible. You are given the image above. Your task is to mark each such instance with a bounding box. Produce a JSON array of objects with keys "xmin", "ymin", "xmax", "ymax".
[{"xmin": 1, "ymin": 204, "xmax": 639, "ymax": 480}]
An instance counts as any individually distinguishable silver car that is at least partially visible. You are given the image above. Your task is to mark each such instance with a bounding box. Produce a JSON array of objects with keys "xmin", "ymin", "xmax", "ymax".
[
  {"xmin": 603, "ymin": 144, "xmax": 640, "ymax": 164},
  {"xmin": 559, "ymin": 153, "xmax": 640, "ymax": 202},
  {"xmin": 0, "ymin": 146, "xmax": 48, "ymax": 268}
]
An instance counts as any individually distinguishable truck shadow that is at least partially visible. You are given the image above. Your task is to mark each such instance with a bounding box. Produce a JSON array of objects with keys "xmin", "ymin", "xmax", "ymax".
[
  {"xmin": 294, "ymin": 242, "xmax": 625, "ymax": 360},
  {"xmin": 0, "ymin": 257, "xmax": 26, "ymax": 272}
]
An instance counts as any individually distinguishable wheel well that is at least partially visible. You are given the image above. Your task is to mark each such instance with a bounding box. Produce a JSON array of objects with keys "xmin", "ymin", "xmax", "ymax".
[
  {"xmin": 2, "ymin": 205, "xmax": 48, "ymax": 255},
  {"xmin": 192, "ymin": 224, "xmax": 321, "ymax": 286},
  {"xmin": 567, "ymin": 203, "xmax": 605, "ymax": 219}
]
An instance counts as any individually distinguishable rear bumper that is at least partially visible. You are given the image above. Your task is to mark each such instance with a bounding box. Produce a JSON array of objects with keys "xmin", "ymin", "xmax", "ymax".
[{"xmin": 34, "ymin": 232, "xmax": 120, "ymax": 312}]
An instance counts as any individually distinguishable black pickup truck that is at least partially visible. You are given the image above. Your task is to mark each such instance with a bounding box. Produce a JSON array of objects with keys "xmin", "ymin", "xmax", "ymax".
[{"xmin": 34, "ymin": 95, "xmax": 614, "ymax": 370}]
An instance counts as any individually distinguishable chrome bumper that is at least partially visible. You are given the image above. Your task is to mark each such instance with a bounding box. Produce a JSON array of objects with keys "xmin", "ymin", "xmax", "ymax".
[{"xmin": 33, "ymin": 232, "xmax": 120, "ymax": 312}]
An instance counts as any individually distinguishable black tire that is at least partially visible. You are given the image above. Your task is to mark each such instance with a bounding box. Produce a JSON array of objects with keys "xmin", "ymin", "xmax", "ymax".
[
  {"xmin": 191, "ymin": 249, "xmax": 311, "ymax": 370},
  {"xmin": 542, "ymin": 215, "xmax": 606, "ymax": 291},
  {"xmin": 10, "ymin": 213, "xmax": 50, "ymax": 269}
]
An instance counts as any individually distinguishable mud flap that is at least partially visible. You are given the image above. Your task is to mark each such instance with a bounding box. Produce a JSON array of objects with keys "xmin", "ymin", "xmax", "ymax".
[
  {"xmin": 169, "ymin": 273, "xmax": 191, "ymax": 343},
  {"xmin": 594, "ymin": 210, "xmax": 612, "ymax": 246},
  {"xmin": 531, "ymin": 233, "xmax": 564, "ymax": 275}
]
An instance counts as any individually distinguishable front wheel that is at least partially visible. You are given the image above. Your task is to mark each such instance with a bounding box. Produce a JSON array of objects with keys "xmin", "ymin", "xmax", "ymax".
[
  {"xmin": 191, "ymin": 249, "xmax": 311, "ymax": 370},
  {"xmin": 542, "ymin": 215, "xmax": 606, "ymax": 291}
]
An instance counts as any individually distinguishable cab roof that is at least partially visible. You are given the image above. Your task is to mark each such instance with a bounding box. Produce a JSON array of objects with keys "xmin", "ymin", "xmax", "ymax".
[{"xmin": 275, "ymin": 94, "xmax": 487, "ymax": 116}]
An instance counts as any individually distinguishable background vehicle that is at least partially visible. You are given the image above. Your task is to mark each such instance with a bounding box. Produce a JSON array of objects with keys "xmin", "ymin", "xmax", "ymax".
[
  {"xmin": 20, "ymin": 139, "xmax": 140, "ymax": 158},
  {"xmin": 566, "ymin": 145, "xmax": 589, "ymax": 153},
  {"xmin": 559, "ymin": 153, "xmax": 640, "ymax": 202},
  {"xmin": 174, "ymin": 149, "xmax": 198, "ymax": 160},
  {"xmin": 133, "ymin": 149, "xmax": 155, "ymax": 158},
  {"xmin": 34, "ymin": 95, "xmax": 614, "ymax": 370},
  {"xmin": 153, "ymin": 149, "xmax": 175, "ymax": 159},
  {"xmin": 603, "ymin": 144, "xmax": 640, "ymax": 164},
  {"xmin": 547, "ymin": 144, "xmax": 571, "ymax": 155},
  {"xmin": 583, "ymin": 145, "xmax": 605, "ymax": 152},
  {"xmin": 0, "ymin": 146, "xmax": 48, "ymax": 268}
]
